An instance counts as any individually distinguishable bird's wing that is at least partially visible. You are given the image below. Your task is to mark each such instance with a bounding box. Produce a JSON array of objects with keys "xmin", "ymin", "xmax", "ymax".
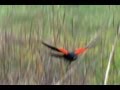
[
  {"xmin": 74, "ymin": 48, "xmax": 88, "ymax": 55},
  {"xmin": 42, "ymin": 41, "xmax": 68, "ymax": 55}
]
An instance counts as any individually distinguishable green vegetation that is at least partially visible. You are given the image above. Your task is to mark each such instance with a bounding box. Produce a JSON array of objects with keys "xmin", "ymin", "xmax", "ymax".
[{"xmin": 0, "ymin": 5, "xmax": 120, "ymax": 85}]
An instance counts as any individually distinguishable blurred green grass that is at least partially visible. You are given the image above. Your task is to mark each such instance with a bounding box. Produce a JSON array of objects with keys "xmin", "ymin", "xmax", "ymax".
[{"xmin": 0, "ymin": 5, "xmax": 120, "ymax": 85}]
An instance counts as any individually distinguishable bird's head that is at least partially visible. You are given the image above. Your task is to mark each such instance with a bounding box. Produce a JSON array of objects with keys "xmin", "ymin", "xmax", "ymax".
[{"xmin": 69, "ymin": 52, "xmax": 78, "ymax": 60}]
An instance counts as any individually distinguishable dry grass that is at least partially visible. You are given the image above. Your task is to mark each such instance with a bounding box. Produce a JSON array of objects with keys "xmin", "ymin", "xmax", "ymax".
[{"xmin": 0, "ymin": 5, "xmax": 120, "ymax": 85}]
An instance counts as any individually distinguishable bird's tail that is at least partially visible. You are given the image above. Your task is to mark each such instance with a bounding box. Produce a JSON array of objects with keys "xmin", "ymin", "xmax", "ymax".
[{"xmin": 50, "ymin": 53, "xmax": 64, "ymax": 59}]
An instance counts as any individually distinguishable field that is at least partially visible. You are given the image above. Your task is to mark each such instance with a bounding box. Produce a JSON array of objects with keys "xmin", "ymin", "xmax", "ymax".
[{"xmin": 0, "ymin": 5, "xmax": 120, "ymax": 85}]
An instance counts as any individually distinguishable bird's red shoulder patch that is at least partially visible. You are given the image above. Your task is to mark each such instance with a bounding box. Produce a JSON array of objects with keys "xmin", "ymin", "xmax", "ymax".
[
  {"xmin": 75, "ymin": 48, "xmax": 87, "ymax": 55},
  {"xmin": 58, "ymin": 48, "xmax": 68, "ymax": 55}
]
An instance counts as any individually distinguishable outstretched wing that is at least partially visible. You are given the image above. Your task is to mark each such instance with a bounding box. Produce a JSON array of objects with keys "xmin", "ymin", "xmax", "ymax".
[
  {"xmin": 42, "ymin": 41, "xmax": 68, "ymax": 55},
  {"xmin": 74, "ymin": 48, "xmax": 88, "ymax": 55}
]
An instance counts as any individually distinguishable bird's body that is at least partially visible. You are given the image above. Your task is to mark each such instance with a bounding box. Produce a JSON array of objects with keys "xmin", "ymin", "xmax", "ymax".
[
  {"xmin": 42, "ymin": 41, "xmax": 88, "ymax": 63},
  {"xmin": 63, "ymin": 52, "xmax": 78, "ymax": 61}
]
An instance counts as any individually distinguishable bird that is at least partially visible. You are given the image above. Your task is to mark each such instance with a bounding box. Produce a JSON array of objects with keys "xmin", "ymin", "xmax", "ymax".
[{"xmin": 41, "ymin": 41, "xmax": 88, "ymax": 63}]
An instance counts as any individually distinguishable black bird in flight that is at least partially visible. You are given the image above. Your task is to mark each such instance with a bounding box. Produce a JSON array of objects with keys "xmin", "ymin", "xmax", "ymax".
[{"xmin": 42, "ymin": 41, "xmax": 88, "ymax": 62}]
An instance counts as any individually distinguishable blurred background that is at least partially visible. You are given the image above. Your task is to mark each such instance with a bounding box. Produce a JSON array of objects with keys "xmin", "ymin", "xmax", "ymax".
[{"xmin": 0, "ymin": 5, "xmax": 120, "ymax": 85}]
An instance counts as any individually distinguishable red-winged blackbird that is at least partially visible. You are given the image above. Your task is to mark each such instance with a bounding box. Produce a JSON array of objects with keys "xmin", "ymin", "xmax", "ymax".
[{"xmin": 42, "ymin": 41, "xmax": 88, "ymax": 62}]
